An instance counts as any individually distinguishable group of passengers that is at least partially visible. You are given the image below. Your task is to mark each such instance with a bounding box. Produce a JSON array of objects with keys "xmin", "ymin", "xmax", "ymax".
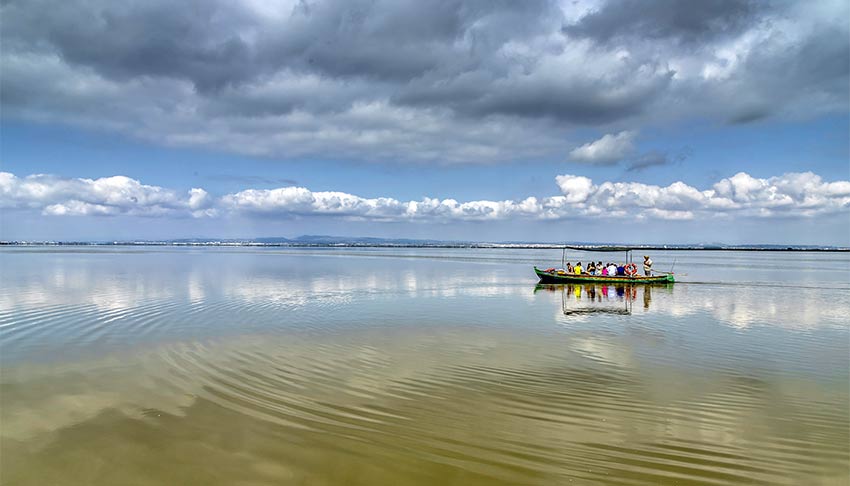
[
  {"xmin": 565, "ymin": 256, "xmax": 653, "ymax": 276},
  {"xmin": 566, "ymin": 261, "xmax": 624, "ymax": 276}
]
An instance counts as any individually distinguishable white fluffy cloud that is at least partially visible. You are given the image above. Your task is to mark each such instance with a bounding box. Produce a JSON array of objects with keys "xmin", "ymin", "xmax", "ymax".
[
  {"xmin": 554, "ymin": 172, "xmax": 850, "ymax": 220},
  {"xmin": 220, "ymin": 187, "xmax": 542, "ymax": 221},
  {"xmin": 2, "ymin": 171, "xmax": 848, "ymax": 223},
  {"xmin": 0, "ymin": 172, "xmax": 213, "ymax": 217},
  {"xmin": 568, "ymin": 131, "xmax": 637, "ymax": 165}
]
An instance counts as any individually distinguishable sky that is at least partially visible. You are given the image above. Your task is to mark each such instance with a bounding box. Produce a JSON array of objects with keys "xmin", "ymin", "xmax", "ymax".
[{"xmin": 1, "ymin": 0, "xmax": 849, "ymax": 245}]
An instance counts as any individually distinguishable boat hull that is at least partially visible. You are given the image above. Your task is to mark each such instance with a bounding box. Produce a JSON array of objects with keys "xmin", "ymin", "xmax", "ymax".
[{"xmin": 534, "ymin": 267, "xmax": 674, "ymax": 284}]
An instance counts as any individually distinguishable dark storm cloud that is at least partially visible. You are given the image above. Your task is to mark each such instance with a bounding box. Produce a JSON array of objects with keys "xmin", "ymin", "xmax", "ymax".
[
  {"xmin": 727, "ymin": 107, "xmax": 772, "ymax": 125},
  {"xmin": 0, "ymin": 0, "xmax": 847, "ymax": 163},
  {"xmin": 626, "ymin": 151, "xmax": 669, "ymax": 171},
  {"xmin": 0, "ymin": 0, "xmax": 262, "ymax": 92},
  {"xmin": 626, "ymin": 148, "xmax": 690, "ymax": 172},
  {"xmin": 564, "ymin": 0, "xmax": 765, "ymax": 45},
  {"xmin": 469, "ymin": 70, "xmax": 672, "ymax": 123},
  {"xmin": 718, "ymin": 22, "xmax": 850, "ymax": 125},
  {"xmin": 393, "ymin": 56, "xmax": 674, "ymax": 123},
  {"xmin": 1, "ymin": 0, "xmax": 555, "ymax": 90}
]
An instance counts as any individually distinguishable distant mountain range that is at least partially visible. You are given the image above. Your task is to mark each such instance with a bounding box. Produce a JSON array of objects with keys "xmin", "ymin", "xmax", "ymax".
[{"xmin": 1, "ymin": 235, "xmax": 847, "ymax": 251}]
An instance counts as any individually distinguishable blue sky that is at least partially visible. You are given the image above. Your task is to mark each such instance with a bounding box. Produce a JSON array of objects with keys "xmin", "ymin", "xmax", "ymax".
[{"xmin": 1, "ymin": 0, "xmax": 848, "ymax": 244}]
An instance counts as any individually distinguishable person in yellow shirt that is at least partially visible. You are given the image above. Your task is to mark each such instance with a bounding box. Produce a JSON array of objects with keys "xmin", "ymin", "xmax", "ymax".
[{"xmin": 574, "ymin": 262, "xmax": 583, "ymax": 275}]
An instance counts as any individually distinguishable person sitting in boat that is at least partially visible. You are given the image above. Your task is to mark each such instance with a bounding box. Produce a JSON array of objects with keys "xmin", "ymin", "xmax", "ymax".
[
  {"xmin": 617, "ymin": 263, "xmax": 625, "ymax": 275},
  {"xmin": 601, "ymin": 264, "xmax": 609, "ymax": 276},
  {"xmin": 566, "ymin": 262, "xmax": 573, "ymax": 274},
  {"xmin": 587, "ymin": 262, "xmax": 595, "ymax": 275},
  {"xmin": 597, "ymin": 261, "xmax": 604, "ymax": 275},
  {"xmin": 607, "ymin": 262, "xmax": 618, "ymax": 276},
  {"xmin": 643, "ymin": 255, "xmax": 653, "ymax": 276},
  {"xmin": 574, "ymin": 262, "xmax": 582, "ymax": 275}
]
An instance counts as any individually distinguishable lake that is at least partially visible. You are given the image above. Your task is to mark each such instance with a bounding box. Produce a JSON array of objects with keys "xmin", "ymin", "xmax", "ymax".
[{"xmin": 1, "ymin": 247, "xmax": 848, "ymax": 485}]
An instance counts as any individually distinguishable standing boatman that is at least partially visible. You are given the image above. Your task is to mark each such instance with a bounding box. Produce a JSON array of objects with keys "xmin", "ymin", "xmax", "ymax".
[{"xmin": 643, "ymin": 255, "xmax": 653, "ymax": 276}]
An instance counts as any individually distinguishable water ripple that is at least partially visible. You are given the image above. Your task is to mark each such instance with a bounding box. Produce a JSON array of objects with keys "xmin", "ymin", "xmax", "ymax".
[{"xmin": 1, "ymin": 247, "xmax": 847, "ymax": 485}]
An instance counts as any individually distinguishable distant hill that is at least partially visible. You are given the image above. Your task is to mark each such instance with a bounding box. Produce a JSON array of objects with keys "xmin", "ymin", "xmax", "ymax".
[
  {"xmin": 261, "ymin": 235, "xmax": 451, "ymax": 245},
  {"xmin": 1, "ymin": 235, "xmax": 847, "ymax": 251}
]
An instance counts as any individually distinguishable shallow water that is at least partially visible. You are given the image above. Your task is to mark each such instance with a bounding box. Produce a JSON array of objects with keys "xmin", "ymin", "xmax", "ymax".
[{"xmin": 1, "ymin": 247, "xmax": 848, "ymax": 485}]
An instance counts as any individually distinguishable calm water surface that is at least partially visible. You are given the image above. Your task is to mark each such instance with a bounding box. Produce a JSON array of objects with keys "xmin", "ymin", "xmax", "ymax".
[{"xmin": 1, "ymin": 247, "xmax": 848, "ymax": 485}]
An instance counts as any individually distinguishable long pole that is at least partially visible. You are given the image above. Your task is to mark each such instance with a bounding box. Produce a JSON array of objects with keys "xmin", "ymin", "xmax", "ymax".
[{"xmin": 562, "ymin": 247, "xmax": 566, "ymax": 269}]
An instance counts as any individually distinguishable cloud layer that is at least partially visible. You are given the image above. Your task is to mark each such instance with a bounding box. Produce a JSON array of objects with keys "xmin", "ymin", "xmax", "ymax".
[
  {"xmin": 3, "ymin": 171, "xmax": 848, "ymax": 223},
  {"xmin": 0, "ymin": 173, "xmax": 215, "ymax": 217},
  {"xmin": 2, "ymin": 0, "xmax": 847, "ymax": 163}
]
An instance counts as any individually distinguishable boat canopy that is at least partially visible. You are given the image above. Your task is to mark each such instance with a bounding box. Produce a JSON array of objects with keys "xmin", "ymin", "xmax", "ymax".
[{"xmin": 558, "ymin": 245, "xmax": 645, "ymax": 266}]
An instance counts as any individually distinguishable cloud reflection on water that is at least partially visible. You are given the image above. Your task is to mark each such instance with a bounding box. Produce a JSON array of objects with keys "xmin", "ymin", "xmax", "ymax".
[
  {"xmin": 542, "ymin": 282, "xmax": 847, "ymax": 330},
  {"xmin": 2, "ymin": 249, "xmax": 847, "ymax": 339}
]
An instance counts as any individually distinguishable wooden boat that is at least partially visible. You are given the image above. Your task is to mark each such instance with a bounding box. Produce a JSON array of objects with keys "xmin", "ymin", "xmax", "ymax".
[
  {"xmin": 534, "ymin": 267, "xmax": 674, "ymax": 284},
  {"xmin": 534, "ymin": 245, "xmax": 675, "ymax": 284}
]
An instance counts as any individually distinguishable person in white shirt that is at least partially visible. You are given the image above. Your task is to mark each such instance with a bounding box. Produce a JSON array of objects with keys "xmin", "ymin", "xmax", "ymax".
[
  {"xmin": 608, "ymin": 263, "xmax": 618, "ymax": 276},
  {"xmin": 643, "ymin": 256, "xmax": 653, "ymax": 276}
]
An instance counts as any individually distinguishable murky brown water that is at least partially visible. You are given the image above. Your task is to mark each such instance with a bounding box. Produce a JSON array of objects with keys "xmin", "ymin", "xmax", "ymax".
[{"xmin": 1, "ymin": 247, "xmax": 848, "ymax": 485}]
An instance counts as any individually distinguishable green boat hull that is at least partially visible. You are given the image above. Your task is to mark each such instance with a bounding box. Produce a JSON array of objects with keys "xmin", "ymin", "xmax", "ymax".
[{"xmin": 534, "ymin": 266, "xmax": 674, "ymax": 284}]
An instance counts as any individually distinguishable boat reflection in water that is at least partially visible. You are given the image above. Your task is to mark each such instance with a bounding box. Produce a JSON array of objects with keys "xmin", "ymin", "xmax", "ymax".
[{"xmin": 535, "ymin": 283, "xmax": 673, "ymax": 315}]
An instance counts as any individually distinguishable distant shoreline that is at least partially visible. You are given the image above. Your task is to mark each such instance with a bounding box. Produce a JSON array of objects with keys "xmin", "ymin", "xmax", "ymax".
[{"xmin": 2, "ymin": 242, "xmax": 848, "ymax": 252}]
